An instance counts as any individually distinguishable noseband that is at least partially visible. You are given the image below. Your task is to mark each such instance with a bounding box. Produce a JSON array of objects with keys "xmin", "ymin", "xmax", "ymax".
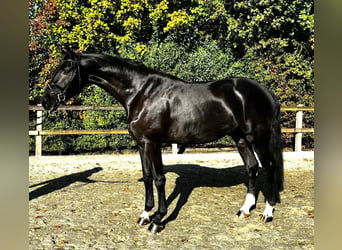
[{"xmin": 47, "ymin": 57, "xmax": 82, "ymax": 104}]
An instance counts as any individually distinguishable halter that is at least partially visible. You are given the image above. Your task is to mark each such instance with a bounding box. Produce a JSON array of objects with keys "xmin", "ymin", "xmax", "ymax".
[{"xmin": 47, "ymin": 57, "xmax": 82, "ymax": 105}]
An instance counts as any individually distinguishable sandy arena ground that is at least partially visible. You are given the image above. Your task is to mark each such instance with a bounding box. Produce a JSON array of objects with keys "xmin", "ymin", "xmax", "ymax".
[{"xmin": 29, "ymin": 152, "xmax": 314, "ymax": 249}]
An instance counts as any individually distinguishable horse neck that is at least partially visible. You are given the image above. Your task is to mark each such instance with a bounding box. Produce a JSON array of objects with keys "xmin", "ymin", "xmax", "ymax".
[{"xmin": 81, "ymin": 54, "xmax": 144, "ymax": 110}]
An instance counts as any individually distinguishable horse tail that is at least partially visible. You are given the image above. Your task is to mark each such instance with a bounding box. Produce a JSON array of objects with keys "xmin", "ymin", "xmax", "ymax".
[{"xmin": 269, "ymin": 102, "xmax": 284, "ymax": 193}]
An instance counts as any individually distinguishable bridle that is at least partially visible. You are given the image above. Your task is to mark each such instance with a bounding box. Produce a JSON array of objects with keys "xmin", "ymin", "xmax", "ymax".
[{"xmin": 47, "ymin": 57, "xmax": 82, "ymax": 105}]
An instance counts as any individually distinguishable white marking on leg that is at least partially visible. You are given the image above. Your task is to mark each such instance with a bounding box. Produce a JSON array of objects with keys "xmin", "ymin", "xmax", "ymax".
[
  {"xmin": 253, "ymin": 151, "xmax": 262, "ymax": 172},
  {"xmin": 262, "ymin": 201, "xmax": 274, "ymax": 220},
  {"xmin": 140, "ymin": 210, "xmax": 150, "ymax": 220},
  {"xmin": 239, "ymin": 193, "xmax": 256, "ymax": 217},
  {"xmin": 138, "ymin": 210, "xmax": 151, "ymax": 226}
]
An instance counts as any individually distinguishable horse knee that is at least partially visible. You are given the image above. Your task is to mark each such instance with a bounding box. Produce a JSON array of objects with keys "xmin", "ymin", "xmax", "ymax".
[
  {"xmin": 142, "ymin": 176, "xmax": 153, "ymax": 184},
  {"xmin": 154, "ymin": 175, "xmax": 166, "ymax": 188}
]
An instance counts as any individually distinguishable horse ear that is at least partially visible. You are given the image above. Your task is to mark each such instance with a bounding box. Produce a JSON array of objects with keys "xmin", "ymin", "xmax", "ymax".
[{"xmin": 62, "ymin": 48, "xmax": 77, "ymax": 60}]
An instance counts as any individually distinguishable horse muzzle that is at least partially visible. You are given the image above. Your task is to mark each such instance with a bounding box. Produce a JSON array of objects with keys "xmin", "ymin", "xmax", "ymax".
[{"xmin": 41, "ymin": 92, "xmax": 59, "ymax": 112}]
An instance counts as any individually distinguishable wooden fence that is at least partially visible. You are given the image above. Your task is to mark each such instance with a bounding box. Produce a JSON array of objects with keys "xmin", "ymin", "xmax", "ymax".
[{"xmin": 29, "ymin": 105, "xmax": 314, "ymax": 156}]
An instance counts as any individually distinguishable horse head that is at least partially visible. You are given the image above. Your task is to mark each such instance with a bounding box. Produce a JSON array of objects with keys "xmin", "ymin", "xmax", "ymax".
[{"xmin": 42, "ymin": 49, "xmax": 85, "ymax": 111}]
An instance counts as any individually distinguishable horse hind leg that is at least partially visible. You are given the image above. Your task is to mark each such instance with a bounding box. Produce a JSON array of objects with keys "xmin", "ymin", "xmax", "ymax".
[
  {"xmin": 254, "ymin": 140, "xmax": 283, "ymax": 223},
  {"xmin": 256, "ymin": 147, "xmax": 277, "ymax": 222},
  {"xmin": 255, "ymin": 107, "xmax": 284, "ymax": 223},
  {"xmin": 234, "ymin": 136, "xmax": 259, "ymax": 218}
]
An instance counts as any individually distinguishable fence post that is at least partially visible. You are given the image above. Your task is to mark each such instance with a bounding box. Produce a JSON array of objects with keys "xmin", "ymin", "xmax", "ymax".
[
  {"xmin": 172, "ymin": 143, "xmax": 178, "ymax": 154},
  {"xmin": 294, "ymin": 104, "xmax": 303, "ymax": 152},
  {"xmin": 35, "ymin": 105, "xmax": 42, "ymax": 157}
]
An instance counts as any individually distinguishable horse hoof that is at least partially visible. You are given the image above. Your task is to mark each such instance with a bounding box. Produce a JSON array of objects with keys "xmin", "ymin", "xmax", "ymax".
[
  {"xmin": 137, "ymin": 217, "xmax": 151, "ymax": 226},
  {"xmin": 148, "ymin": 223, "xmax": 164, "ymax": 233},
  {"xmin": 259, "ymin": 214, "xmax": 273, "ymax": 223},
  {"xmin": 237, "ymin": 210, "xmax": 250, "ymax": 218}
]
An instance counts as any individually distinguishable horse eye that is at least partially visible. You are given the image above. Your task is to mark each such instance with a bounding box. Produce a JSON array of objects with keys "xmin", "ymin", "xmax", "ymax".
[{"xmin": 64, "ymin": 66, "xmax": 74, "ymax": 73}]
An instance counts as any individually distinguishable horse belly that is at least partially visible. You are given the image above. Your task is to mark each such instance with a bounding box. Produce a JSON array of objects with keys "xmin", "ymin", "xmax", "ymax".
[
  {"xmin": 170, "ymin": 123, "xmax": 231, "ymax": 144},
  {"xmin": 168, "ymin": 102, "xmax": 237, "ymax": 144}
]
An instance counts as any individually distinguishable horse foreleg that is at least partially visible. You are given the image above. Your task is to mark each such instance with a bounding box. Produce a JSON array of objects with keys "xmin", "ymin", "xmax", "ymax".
[
  {"xmin": 139, "ymin": 142, "xmax": 167, "ymax": 233},
  {"xmin": 137, "ymin": 148, "xmax": 154, "ymax": 226},
  {"xmin": 149, "ymin": 172, "xmax": 167, "ymax": 233}
]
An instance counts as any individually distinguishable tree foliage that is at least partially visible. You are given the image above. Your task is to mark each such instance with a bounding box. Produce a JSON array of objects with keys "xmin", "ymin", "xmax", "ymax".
[{"xmin": 29, "ymin": 0, "xmax": 314, "ymax": 154}]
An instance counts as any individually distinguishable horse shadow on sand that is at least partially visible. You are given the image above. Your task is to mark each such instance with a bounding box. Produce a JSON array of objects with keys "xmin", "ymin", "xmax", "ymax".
[
  {"xmin": 158, "ymin": 164, "xmax": 265, "ymax": 226},
  {"xmin": 29, "ymin": 167, "xmax": 127, "ymax": 201},
  {"xmin": 29, "ymin": 163, "xmax": 265, "ymax": 229}
]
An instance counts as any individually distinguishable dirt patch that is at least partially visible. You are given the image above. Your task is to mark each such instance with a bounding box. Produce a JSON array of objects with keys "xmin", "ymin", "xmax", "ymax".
[{"xmin": 29, "ymin": 153, "xmax": 314, "ymax": 249}]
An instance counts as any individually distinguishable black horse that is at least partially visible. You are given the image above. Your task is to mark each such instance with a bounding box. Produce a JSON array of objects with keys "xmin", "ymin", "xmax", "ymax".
[{"xmin": 42, "ymin": 49, "xmax": 284, "ymax": 233}]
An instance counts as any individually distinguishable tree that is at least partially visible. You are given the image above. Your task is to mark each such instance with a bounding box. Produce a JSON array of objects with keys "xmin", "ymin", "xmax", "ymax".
[{"xmin": 29, "ymin": 0, "xmax": 314, "ymax": 153}]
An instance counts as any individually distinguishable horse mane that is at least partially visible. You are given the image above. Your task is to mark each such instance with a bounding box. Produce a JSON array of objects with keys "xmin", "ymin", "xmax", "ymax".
[{"xmin": 85, "ymin": 53, "xmax": 184, "ymax": 82}]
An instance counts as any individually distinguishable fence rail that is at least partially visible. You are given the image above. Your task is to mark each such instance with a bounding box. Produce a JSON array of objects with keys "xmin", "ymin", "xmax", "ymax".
[{"xmin": 29, "ymin": 105, "xmax": 314, "ymax": 156}]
